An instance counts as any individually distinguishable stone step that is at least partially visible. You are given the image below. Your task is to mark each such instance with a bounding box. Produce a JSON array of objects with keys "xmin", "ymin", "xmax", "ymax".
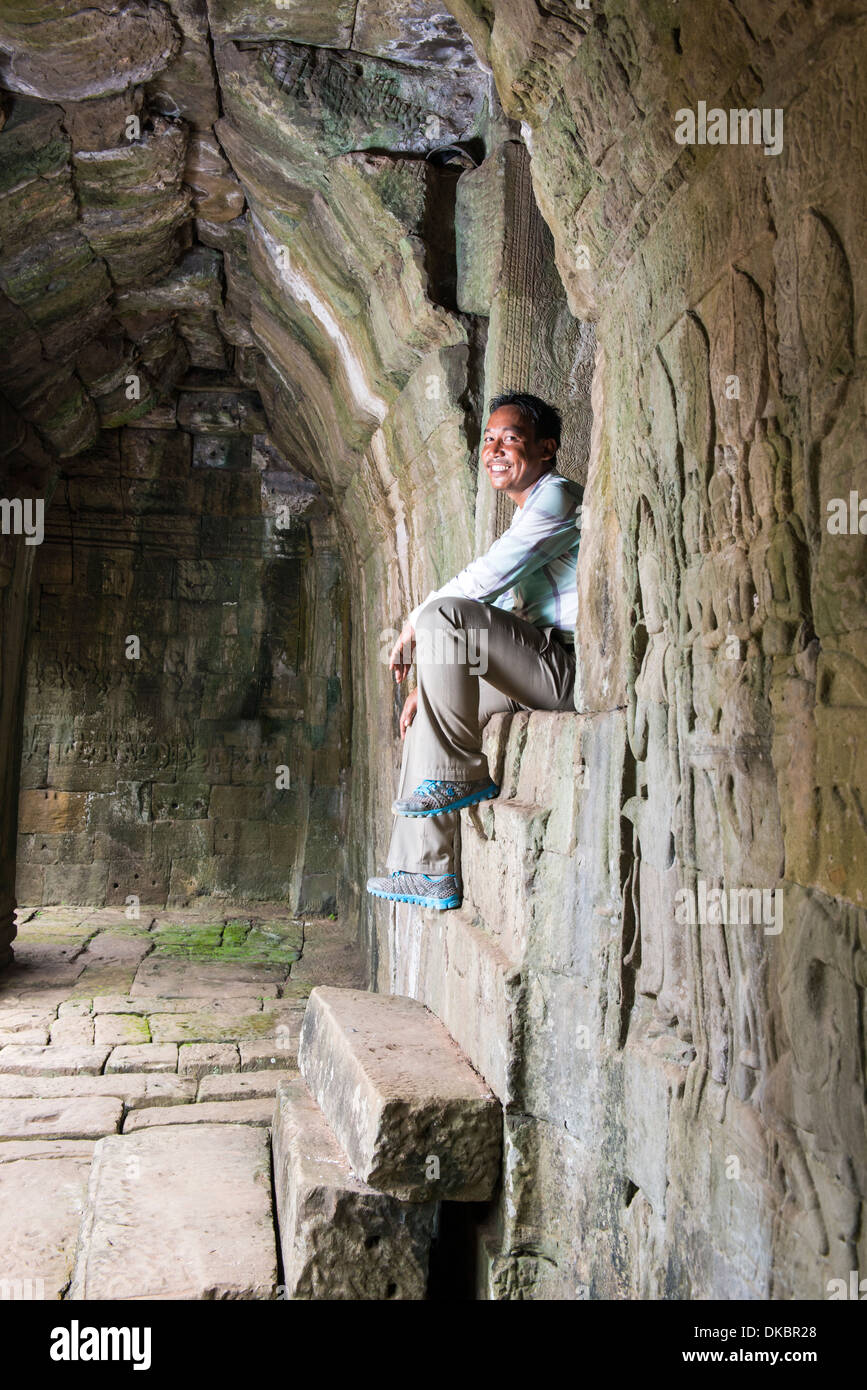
[
  {"xmin": 68, "ymin": 1124, "xmax": 277, "ymax": 1299},
  {"xmin": 198, "ymin": 1070, "xmax": 294, "ymax": 1102},
  {"xmin": 0, "ymin": 1073, "xmax": 196, "ymax": 1108},
  {"xmin": 272, "ymin": 1077, "xmax": 436, "ymax": 1300},
  {"xmin": 0, "ymin": 1045, "xmax": 111, "ymax": 1076},
  {"xmin": 460, "ymin": 708, "xmax": 585, "ymax": 962},
  {"xmin": 123, "ymin": 1098, "xmax": 274, "ymax": 1132},
  {"xmin": 387, "ymin": 904, "xmax": 522, "ymax": 1105},
  {"xmin": 0, "ymin": 1096, "xmax": 123, "ymax": 1142},
  {"xmin": 0, "ymin": 1139, "xmax": 94, "ymax": 1300},
  {"xmin": 298, "ymin": 986, "xmax": 501, "ymax": 1202}
]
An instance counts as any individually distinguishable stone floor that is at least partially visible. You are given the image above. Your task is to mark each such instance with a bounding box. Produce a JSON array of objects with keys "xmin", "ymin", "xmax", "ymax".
[{"xmin": 0, "ymin": 902, "xmax": 365, "ymax": 1299}]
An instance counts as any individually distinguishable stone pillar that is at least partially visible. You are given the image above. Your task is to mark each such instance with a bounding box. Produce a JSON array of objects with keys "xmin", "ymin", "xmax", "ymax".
[
  {"xmin": 456, "ymin": 140, "xmax": 595, "ymax": 545},
  {"xmin": 0, "ymin": 417, "xmax": 55, "ymax": 966}
]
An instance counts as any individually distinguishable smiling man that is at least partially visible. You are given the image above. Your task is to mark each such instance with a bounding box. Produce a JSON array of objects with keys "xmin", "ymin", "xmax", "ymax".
[{"xmin": 366, "ymin": 392, "xmax": 583, "ymax": 911}]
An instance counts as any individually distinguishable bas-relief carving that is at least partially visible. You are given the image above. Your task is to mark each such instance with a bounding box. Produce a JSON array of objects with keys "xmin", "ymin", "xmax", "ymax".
[{"xmin": 614, "ymin": 190, "xmax": 864, "ymax": 1284}]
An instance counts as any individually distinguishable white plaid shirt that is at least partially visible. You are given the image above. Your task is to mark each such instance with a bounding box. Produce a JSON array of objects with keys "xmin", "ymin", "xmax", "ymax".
[{"xmin": 409, "ymin": 470, "xmax": 583, "ymax": 639}]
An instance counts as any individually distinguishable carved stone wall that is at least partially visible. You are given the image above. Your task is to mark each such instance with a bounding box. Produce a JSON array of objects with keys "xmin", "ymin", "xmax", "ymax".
[
  {"xmin": 16, "ymin": 417, "xmax": 348, "ymax": 913},
  {"xmin": 429, "ymin": 0, "xmax": 867, "ymax": 1298}
]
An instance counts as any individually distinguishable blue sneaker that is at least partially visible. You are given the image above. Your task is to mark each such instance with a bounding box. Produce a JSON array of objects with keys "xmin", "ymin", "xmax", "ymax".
[
  {"xmin": 392, "ymin": 777, "xmax": 499, "ymax": 817},
  {"xmin": 366, "ymin": 871, "xmax": 461, "ymax": 909}
]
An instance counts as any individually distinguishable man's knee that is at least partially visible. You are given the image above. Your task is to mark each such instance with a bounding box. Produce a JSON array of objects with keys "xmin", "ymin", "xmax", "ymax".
[{"xmin": 415, "ymin": 595, "xmax": 486, "ymax": 631}]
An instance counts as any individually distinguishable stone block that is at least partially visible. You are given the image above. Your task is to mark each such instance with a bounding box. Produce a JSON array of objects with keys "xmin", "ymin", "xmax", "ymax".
[
  {"xmin": 387, "ymin": 905, "xmax": 522, "ymax": 1105},
  {"xmin": 123, "ymin": 1098, "xmax": 274, "ymax": 1130},
  {"xmin": 49, "ymin": 1015, "xmax": 94, "ymax": 1046},
  {"xmin": 68, "ymin": 1124, "xmax": 277, "ymax": 1298},
  {"xmin": 178, "ymin": 1043, "xmax": 240, "ymax": 1078},
  {"xmin": 0, "ymin": 1146, "xmax": 93, "ymax": 1299},
  {"xmin": 0, "ymin": 1045, "xmax": 110, "ymax": 1077},
  {"xmin": 239, "ymin": 1039, "xmax": 298, "ymax": 1071},
  {"xmin": 298, "ymin": 987, "xmax": 501, "ymax": 1201},
  {"xmin": 198, "ymin": 1070, "xmax": 292, "ymax": 1101},
  {"xmin": 273, "ymin": 1077, "xmax": 436, "ymax": 1300},
  {"xmin": 94, "ymin": 1013, "xmax": 150, "ymax": 1047},
  {"xmin": 105, "ymin": 1044, "xmax": 178, "ymax": 1074},
  {"xmin": 0, "ymin": 1097, "xmax": 122, "ymax": 1141},
  {"xmin": 18, "ymin": 790, "xmax": 88, "ymax": 834},
  {"xmin": 0, "ymin": 1073, "xmax": 196, "ymax": 1108}
]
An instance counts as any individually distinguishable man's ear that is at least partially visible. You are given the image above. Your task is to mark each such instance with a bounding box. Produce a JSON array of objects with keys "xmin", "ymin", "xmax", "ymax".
[{"xmin": 539, "ymin": 437, "xmax": 557, "ymax": 466}]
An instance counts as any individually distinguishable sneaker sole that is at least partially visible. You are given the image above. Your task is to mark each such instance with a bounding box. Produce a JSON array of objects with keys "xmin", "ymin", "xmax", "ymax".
[
  {"xmin": 366, "ymin": 886, "xmax": 462, "ymax": 910},
  {"xmin": 392, "ymin": 782, "xmax": 500, "ymax": 818}
]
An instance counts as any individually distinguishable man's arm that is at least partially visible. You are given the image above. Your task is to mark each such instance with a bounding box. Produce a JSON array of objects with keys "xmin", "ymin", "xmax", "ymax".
[{"xmin": 408, "ymin": 485, "xmax": 580, "ymax": 627}]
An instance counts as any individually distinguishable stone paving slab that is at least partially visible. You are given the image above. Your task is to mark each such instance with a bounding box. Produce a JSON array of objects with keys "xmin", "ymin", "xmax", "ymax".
[
  {"xmin": 92, "ymin": 993, "xmax": 273, "ymax": 1014},
  {"xmin": 178, "ymin": 1043, "xmax": 239, "ymax": 1078},
  {"xmin": 130, "ymin": 960, "xmax": 287, "ymax": 995},
  {"xmin": 94, "ymin": 1014, "xmax": 150, "ymax": 1047},
  {"xmin": 240, "ymin": 1040, "xmax": 299, "ymax": 1072},
  {"xmin": 0, "ymin": 1045, "xmax": 111, "ymax": 1076},
  {"xmin": 0, "ymin": 1139, "xmax": 96, "ymax": 1161},
  {"xmin": 57, "ymin": 1000, "xmax": 92, "ymax": 1018},
  {"xmin": 0, "ymin": 1022, "xmax": 51, "ymax": 1047},
  {"xmin": 0, "ymin": 1145, "xmax": 93, "ymax": 1298},
  {"xmin": 272, "ymin": 1078, "xmax": 436, "ymax": 1300},
  {"xmin": 289, "ymin": 919, "xmax": 366, "ymax": 990},
  {"xmin": 148, "ymin": 1011, "xmax": 282, "ymax": 1044},
  {"xmin": 68, "ymin": 1124, "xmax": 277, "ymax": 1299},
  {"xmin": 67, "ymin": 964, "xmax": 140, "ymax": 998},
  {"xmin": 197, "ymin": 1071, "xmax": 294, "ymax": 1102},
  {"xmin": 105, "ymin": 1044, "xmax": 177, "ymax": 1073},
  {"xmin": 49, "ymin": 1017, "xmax": 94, "ymax": 1046},
  {"xmin": 123, "ymin": 1099, "xmax": 274, "ymax": 1131},
  {"xmin": 299, "ymin": 987, "xmax": 502, "ymax": 1202},
  {"xmin": 0, "ymin": 1074, "xmax": 196, "ymax": 1108},
  {"xmin": 0, "ymin": 1097, "xmax": 123, "ymax": 1141}
]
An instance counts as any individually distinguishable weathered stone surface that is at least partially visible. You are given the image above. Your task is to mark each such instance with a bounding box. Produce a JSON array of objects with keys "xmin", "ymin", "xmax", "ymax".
[
  {"xmin": 68, "ymin": 1124, "xmax": 277, "ymax": 1298},
  {"xmin": 178, "ymin": 1042, "xmax": 240, "ymax": 1077},
  {"xmin": 0, "ymin": 1045, "xmax": 110, "ymax": 1076},
  {"xmin": 272, "ymin": 1077, "xmax": 436, "ymax": 1299},
  {"xmin": 94, "ymin": 1013, "xmax": 150, "ymax": 1047},
  {"xmin": 105, "ymin": 1044, "xmax": 178, "ymax": 1073},
  {"xmin": 0, "ymin": 1145, "xmax": 92, "ymax": 1298},
  {"xmin": 239, "ymin": 1037, "xmax": 299, "ymax": 1071},
  {"xmin": 198, "ymin": 1069, "xmax": 291, "ymax": 1101},
  {"xmin": 299, "ymin": 987, "xmax": 501, "ymax": 1201},
  {"xmin": 0, "ymin": 1096, "xmax": 122, "ymax": 1141},
  {"xmin": 0, "ymin": 1072, "xmax": 195, "ymax": 1107},
  {"xmin": 123, "ymin": 1097, "xmax": 273, "ymax": 1130},
  {"xmin": 0, "ymin": 3, "xmax": 181, "ymax": 102}
]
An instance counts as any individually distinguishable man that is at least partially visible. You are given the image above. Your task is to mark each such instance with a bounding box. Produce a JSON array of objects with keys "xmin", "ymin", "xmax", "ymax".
[{"xmin": 366, "ymin": 391, "xmax": 583, "ymax": 910}]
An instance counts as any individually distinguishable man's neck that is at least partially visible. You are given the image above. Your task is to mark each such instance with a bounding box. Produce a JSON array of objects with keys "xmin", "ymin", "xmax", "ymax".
[{"xmin": 509, "ymin": 467, "xmax": 554, "ymax": 509}]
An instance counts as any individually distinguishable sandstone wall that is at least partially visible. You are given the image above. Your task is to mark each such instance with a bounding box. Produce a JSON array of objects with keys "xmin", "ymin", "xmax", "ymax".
[
  {"xmin": 16, "ymin": 420, "xmax": 348, "ymax": 914},
  {"xmin": 387, "ymin": 0, "xmax": 864, "ymax": 1298}
]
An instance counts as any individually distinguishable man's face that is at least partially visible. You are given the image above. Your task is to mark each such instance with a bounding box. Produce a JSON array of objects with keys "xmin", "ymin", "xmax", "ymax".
[{"xmin": 482, "ymin": 405, "xmax": 556, "ymax": 503}]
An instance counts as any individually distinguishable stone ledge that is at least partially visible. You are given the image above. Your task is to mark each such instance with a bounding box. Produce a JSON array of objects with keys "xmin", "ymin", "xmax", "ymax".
[
  {"xmin": 298, "ymin": 986, "xmax": 501, "ymax": 1201},
  {"xmin": 387, "ymin": 904, "xmax": 522, "ymax": 1105},
  {"xmin": 272, "ymin": 1076, "xmax": 436, "ymax": 1300}
]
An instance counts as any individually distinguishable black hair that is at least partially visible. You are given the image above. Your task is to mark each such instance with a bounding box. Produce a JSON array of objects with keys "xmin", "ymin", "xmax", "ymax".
[{"xmin": 486, "ymin": 392, "xmax": 562, "ymax": 465}]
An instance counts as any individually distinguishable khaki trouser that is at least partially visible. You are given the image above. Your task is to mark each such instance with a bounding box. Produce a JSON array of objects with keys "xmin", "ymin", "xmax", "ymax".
[{"xmin": 386, "ymin": 595, "xmax": 577, "ymax": 880}]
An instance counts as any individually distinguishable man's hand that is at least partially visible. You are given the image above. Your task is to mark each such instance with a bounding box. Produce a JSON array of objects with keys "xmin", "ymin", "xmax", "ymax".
[
  {"xmin": 399, "ymin": 688, "xmax": 419, "ymax": 740},
  {"xmin": 388, "ymin": 620, "xmax": 415, "ymax": 684}
]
